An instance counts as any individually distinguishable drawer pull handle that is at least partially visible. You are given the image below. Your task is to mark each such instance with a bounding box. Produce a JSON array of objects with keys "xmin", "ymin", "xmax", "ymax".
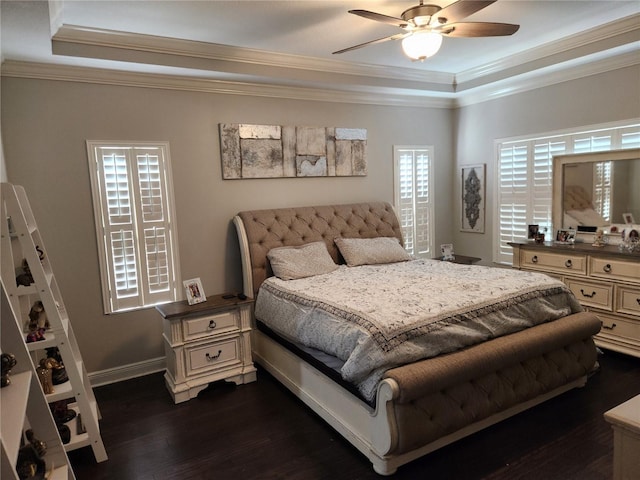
[
  {"xmin": 208, "ymin": 320, "xmax": 217, "ymax": 329},
  {"xmin": 637, "ymin": 298, "xmax": 640, "ymax": 306},
  {"xmin": 580, "ymin": 289, "xmax": 596, "ymax": 298},
  {"xmin": 603, "ymin": 264, "xmax": 612, "ymax": 273},
  {"xmin": 565, "ymin": 259, "xmax": 573, "ymax": 268},
  {"xmin": 206, "ymin": 350, "xmax": 222, "ymax": 361},
  {"xmin": 601, "ymin": 323, "xmax": 617, "ymax": 330},
  {"xmin": 531, "ymin": 255, "xmax": 538, "ymax": 263}
]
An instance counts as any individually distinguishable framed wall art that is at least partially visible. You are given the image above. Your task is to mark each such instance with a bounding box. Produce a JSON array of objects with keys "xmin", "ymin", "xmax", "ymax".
[
  {"xmin": 461, "ymin": 164, "xmax": 485, "ymax": 233},
  {"xmin": 219, "ymin": 123, "xmax": 367, "ymax": 179}
]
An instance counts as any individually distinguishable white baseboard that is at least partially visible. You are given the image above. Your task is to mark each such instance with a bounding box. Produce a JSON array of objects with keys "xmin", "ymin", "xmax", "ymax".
[{"xmin": 88, "ymin": 356, "xmax": 166, "ymax": 387}]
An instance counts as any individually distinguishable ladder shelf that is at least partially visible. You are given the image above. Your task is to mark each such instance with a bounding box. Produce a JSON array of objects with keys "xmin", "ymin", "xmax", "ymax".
[{"xmin": 1, "ymin": 182, "xmax": 107, "ymax": 464}]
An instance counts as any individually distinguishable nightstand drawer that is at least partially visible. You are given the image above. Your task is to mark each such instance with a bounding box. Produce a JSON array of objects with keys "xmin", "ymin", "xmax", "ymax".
[
  {"xmin": 183, "ymin": 311, "xmax": 239, "ymax": 341},
  {"xmin": 617, "ymin": 286, "xmax": 640, "ymax": 318},
  {"xmin": 521, "ymin": 250, "xmax": 586, "ymax": 275},
  {"xmin": 186, "ymin": 338, "xmax": 241, "ymax": 375},
  {"xmin": 590, "ymin": 257, "xmax": 640, "ymax": 284},
  {"xmin": 566, "ymin": 278, "xmax": 613, "ymax": 310}
]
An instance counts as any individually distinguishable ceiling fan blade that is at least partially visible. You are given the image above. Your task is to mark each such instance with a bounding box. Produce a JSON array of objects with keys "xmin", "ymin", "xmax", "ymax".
[
  {"xmin": 348, "ymin": 9, "xmax": 409, "ymax": 28},
  {"xmin": 435, "ymin": 1, "xmax": 496, "ymax": 25},
  {"xmin": 440, "ymin": 22, "xmax": 520, "ymax": 37},
  {"xmin": 332, "ymin": 33, "xmax": 408, "ymax": 55}
]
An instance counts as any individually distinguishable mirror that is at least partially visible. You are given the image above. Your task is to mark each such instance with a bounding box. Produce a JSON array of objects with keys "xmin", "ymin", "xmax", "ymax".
[{"xmin": 553, "ymin": 148, "xmax": 640, "ymax": 231}]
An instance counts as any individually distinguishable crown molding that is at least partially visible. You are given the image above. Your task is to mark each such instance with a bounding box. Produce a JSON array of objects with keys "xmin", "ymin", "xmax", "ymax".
[
  {"xmin": 50, "ymin": 13, "xmax": 640, "ymax": 97},
  {"xmin": 52, "ymin": 25, "xmax": 455, "ymax": 92},
  {"xmin": 0, "ymin": 60, "xmax": 455, "ymax": 109},
  {"xmin": 2, "ymin": 45, "xmax": 636, "ymax": 110},
  {"xmin": 454, "ymin": 46, "xmax": 640, "ymax": 108},
  {"xmin": 456, "ymin": 13, "xmax": 640, "ymax": 87}
]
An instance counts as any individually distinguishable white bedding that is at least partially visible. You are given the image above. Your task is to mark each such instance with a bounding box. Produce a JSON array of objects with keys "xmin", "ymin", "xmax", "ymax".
[{"xmin": 255, "ymin": 259, "xmax": 583, "ymax": 402}]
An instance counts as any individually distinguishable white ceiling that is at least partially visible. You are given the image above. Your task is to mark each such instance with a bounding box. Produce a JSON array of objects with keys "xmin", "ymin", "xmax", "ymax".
[{"xmin": 1, "ymin": 0, "xmax": 639, "ymax": 102}]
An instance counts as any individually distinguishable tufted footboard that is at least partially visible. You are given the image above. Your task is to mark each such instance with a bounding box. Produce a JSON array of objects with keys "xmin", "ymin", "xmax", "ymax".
[{"xmin": 382, "ymin": 311, "xmax": 601, "ymax": 455}]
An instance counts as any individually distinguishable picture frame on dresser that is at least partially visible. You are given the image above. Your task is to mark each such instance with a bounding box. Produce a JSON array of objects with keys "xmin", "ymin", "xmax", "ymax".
[
  {"xmin": 623, "ymin": 213, "xmax": 635, "ymax": 225},
  {"xmin": 555, "ymin": 229, "xmax": 576, "ymax": 244}
]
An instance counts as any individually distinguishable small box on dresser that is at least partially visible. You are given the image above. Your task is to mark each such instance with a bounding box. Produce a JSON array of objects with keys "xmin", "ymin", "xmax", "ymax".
[{"xmin": 157, "ymin": 294, "xmax": 257, "ymax": 403}]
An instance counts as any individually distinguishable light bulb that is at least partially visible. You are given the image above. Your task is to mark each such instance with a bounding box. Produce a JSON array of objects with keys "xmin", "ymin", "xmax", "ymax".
[{"xmin": 401, "ymin": 31, "xmax": 443, "ymax": 61}]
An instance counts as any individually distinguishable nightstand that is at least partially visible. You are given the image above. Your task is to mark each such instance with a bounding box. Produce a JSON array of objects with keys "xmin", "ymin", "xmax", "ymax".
[
  {"xmin": 433, "ymin": 254, "xmax": 481, "ymax": 265},
  {"xmin": 157, "ymin": 293, "xmax": 257, "ymax": 403}
]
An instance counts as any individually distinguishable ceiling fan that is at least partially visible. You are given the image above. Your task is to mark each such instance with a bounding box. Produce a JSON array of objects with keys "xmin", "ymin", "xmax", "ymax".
[{"xmin": 333, "ymin": 0, "xmax": 519, "ymax": 61}]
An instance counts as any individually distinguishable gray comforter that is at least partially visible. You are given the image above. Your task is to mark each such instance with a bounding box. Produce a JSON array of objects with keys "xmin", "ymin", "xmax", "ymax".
[{"xmin": 255, "ymin": 260, "xmax": 583, "ymax": 402}]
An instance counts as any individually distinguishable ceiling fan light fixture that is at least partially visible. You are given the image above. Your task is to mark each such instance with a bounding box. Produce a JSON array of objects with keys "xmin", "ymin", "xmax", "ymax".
[{"xmin": 401, "ymin": 31, "xmax": 443, "ymax": 61}]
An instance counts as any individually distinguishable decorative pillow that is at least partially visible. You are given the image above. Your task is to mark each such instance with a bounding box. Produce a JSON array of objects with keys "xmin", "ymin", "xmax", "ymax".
[
  {"xmin": 267, "ymin": 242, "xmax": 338, "ymax": 280},
  {"xmin": 335, "ymin": 237, "xmax": 411, "ymax": 267}
]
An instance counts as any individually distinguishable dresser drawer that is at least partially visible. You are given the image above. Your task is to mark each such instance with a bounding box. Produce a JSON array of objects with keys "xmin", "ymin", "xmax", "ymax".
[
  {"xmin": 597, "ymin": 313, "xmax": 640, "ymax": 344},
  {"xmin": 616, "ymin": 285, "xmax": 640, "ymax": 318},
  {"xmin": 521, "ymin": 250, "xmax": 586, "ymax": 275},
  {"xmin": 182, "ymin": 311, "xmax": 240, "ymax": 342},
  {"xmin": 589, "ymin": 257, "xmax": 640, "ymax": 284},
  {"xmin": 566, "ymin": 278, "xmax": 613, "ymax": 310},
  {"xmin": 186, "ymin": 338, "xmax": 241, "ymax": 376}
]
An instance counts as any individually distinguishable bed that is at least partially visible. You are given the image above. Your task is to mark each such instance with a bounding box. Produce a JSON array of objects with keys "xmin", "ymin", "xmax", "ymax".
[
  {"xmin": 563, "ymin": 184, "xmax": 608, "ymax": 228},
  {"xmin": 233, "ymin": 202, "xmax": 601, "ymax": 475}
]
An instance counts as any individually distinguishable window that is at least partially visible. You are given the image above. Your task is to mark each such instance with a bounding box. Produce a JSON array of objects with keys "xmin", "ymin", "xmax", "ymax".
[
  {"xmin": 393, "ymin": 146, "xmax": 434, "ymax": 258},
  {"xmin": 495, "ymin": 122, "xmax": 640, "ymax": 264},
  {"xmin": 86, "ymin": 141, "xmax": 180, "ymax": 313}
]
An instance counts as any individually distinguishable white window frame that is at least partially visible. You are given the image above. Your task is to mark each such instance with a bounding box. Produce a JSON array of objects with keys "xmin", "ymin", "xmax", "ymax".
[
  {"xmin": 86, "ymin": 141, "xmax": 181, "ymax": 313},
  {"xmin": 393, "ymin": 145, "xmax": 435, "ymax": 258},
  {"xmin": 494, "ymin": 121, "xmax": 640, "ymax": 265}
]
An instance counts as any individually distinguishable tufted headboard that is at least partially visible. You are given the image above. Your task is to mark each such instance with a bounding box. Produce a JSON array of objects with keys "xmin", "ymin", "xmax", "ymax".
[
  {"xmin": 233, "ymin": 202, "xmax": 403, "ymax": 296},
  {"xmin": 563, "ymin": 185, "xmax": 594, "ymax": 211}
]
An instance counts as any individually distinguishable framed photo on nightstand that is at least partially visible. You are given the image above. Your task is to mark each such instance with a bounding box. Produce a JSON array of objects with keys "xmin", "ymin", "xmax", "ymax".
[
  {"xmin": 183, "ymin": 278, "xmax": 206, "ymax": 305},
  {"xmin": 440, "ymin": 243, "xmax": 454, "ymax": 261}
]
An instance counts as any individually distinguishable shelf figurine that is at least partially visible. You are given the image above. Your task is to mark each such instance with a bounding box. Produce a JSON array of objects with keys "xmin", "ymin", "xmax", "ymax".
[
  {"xmin": 36, "ymin": 358, "xmax": 55, "ymax": 394},
  {"xmin": 45, "ymin": 347, "xmax": 69, "ymax": 384},
  {"xmin": 16, "ymin": 258, "xmax": 34, "ymax": 287},
  {"xmin": 1, "ymin": 352, "xmax": 17, "ymax": 387},
  {"xmin": 29, "ymin": 301, "xmax": 49, "ymax": 330}
]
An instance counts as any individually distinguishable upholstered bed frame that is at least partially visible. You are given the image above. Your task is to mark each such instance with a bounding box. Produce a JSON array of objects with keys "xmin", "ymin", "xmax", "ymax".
[{"xmin": 233, "ymin": 202, "xmax": 601, "ymax": 475}]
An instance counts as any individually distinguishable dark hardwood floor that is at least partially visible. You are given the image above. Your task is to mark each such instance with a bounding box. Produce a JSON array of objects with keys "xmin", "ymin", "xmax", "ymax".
[{"xmin": 69, "ymin": 349, "xmax": 640, "ymax": 480}]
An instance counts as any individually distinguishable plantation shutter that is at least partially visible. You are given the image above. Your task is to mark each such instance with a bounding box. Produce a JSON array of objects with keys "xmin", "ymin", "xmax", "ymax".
[
  {"xmin": 495, "ymin": 122, "xmax": 640, "ymax": 265},
  {"xmin": 497, "ymin": 143, "xmax": 529, "ymax": 264},
  {"xmin": 100, "ymin": 148, "xmax": 139, "ymax": 311},
  {"xmin": 593, "ymin": 161, "xmax": 612, "ymax": 221},
  {"xmin": 394, "ymin": 146, "xmax": 434, "ymax": 257},
  {"xmin": 88, "ymin": 143, "xmax": 179, "ymax": 313}
]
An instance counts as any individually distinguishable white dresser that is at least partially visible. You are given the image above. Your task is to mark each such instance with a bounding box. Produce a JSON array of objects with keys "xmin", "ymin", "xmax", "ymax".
[
  {"xmin": 157, "ymin": 293, "xmax": 257, "ymax": 403},
  {"xmin": 510, "ymin": 242, "xmax": 640, "ymax": 358}
]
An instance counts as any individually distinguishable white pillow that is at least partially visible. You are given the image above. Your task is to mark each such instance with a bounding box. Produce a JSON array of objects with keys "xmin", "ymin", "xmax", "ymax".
[
  {"xmin": 335, "ymin": 237, "xmax": 411, "ymax": 267},
  {"xmin": 267, "ymin": 241, "xmax": 338, "ymax": 280}
]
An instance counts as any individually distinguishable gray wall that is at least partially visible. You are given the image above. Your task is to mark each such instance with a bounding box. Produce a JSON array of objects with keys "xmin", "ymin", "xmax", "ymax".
[
  {"xmin": 1, "ymin": 65, "xmax": 638, "ymax": 377},
  {"xmin": 453, "ymin": 65, "xmax": 640, "ymax": 262},
  {"xmin": 0, "ymin": 77, "xmax": 453, "ymax": 374}
]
